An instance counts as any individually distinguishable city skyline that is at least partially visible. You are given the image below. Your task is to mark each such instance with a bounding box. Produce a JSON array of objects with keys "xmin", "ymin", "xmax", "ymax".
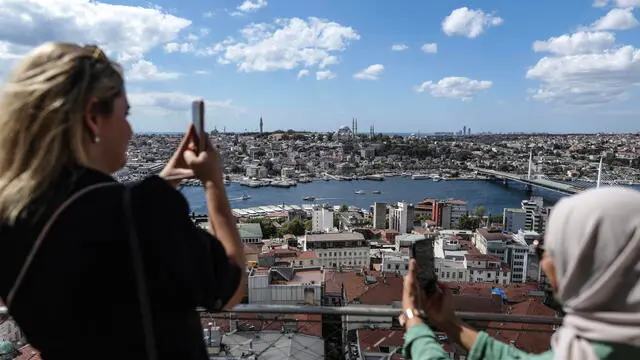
[{"xmin": 1, "ymin": 1, "xmax": 640, "ymax": 133}]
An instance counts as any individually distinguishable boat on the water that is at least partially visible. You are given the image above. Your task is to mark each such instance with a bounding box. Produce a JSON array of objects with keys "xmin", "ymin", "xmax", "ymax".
[
  {"xmin": 303, "ymin": 196, "xmax": 316, "ymax": 201},
  {"xmin": 354, "ymin": 190, "xmax": 366, "ymax": 195},
  {"xmin": 372, "ymin": 190, "xmax": 382, "ymax": 194},
  {"xmin": 241, "ymin": 193, "xmax": 251, "ymax": 200}
]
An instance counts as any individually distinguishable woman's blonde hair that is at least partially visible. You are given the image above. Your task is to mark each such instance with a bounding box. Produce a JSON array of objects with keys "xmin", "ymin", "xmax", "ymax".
[{"xmin": 0, "ymin": 42, "xmax": 124, "ymax": 224}]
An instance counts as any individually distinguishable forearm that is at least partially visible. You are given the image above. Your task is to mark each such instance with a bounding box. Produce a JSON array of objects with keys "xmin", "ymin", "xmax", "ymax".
[
  {"xmin": 442, "ymin": 319, "xmax": 480, "ymax": 352},
  {"xmin": 204, "ymin": 180, "xmax": 244, "ymax": 265},
  {"xmin": 204, "ymin": 179, "xmax": 246, "ymax": 308}
]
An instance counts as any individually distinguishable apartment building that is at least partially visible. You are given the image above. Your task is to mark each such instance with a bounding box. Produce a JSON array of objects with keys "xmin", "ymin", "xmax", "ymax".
[
  {"xmin": 464, "ymin": 254, "xmax": 511, "ymax": 285},
  {"xmin": 388, "ymin": 201, "xmax": 414, "ymax": 234},
  {"xmin": 503, "ymin": 208, "xmax": 526, "ymax": 233},
  {"xmin": 433, "ymin": 199, "xmax": 468, "ymax": 229},
  {"xmin": 312, "ymin": 205, "xmax": 334, "ymax": 232},
  {"xmin": 302, "ymin": 232, "xmax": 370, "ymax": 268},
  {"xmin": 372, "ymin": 202, "xmax": 387, "ymax": 230}
]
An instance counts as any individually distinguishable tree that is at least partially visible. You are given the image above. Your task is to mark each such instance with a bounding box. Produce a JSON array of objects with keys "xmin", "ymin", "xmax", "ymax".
[
  {"xmin": 489, "ymin": 215, "xmax": 503, "ymax": 225},
  {"xmin": 474, "ymin": 206, "xmax": 486, "ymax": 217},
  {"xmin": 339, "ymin": 204, "xmax": 349, "ymax": 212},
  {"xmin": 304, "ymin": 219, "xmax": 313, "ymax": 231},
  {"xmin": 457, "ymin": 215, "xmax": 481, "ymax": 231},
  {"xmin": 278, "ymin": 219, "xmax": 306, "ymax": 236}
]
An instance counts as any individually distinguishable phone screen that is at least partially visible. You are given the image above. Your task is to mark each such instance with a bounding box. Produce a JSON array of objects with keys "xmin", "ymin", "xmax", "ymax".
[
  {"xmin": 411, "ymin": 238, "xmax": 438, "ymax": 294},
  {"xmin": 191, "ymin": 100, "xmax": 205, "ymax": 151}
]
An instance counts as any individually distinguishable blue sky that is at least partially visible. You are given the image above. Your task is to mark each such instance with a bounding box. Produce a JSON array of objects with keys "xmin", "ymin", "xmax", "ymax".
[{"xmin": 1, "ymin": 0, "xmax": 640, "ymax": 133}]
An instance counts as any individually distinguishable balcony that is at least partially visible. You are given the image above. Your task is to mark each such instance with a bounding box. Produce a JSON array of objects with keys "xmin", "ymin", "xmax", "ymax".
[{"xmin": 1, "ymin": 304, "xmax": 561, "ymax": 359}]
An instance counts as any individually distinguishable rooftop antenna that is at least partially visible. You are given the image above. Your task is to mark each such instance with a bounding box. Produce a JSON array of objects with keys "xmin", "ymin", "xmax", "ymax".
[{"xmin": 596, "ymin": 154, "xmax": 603, "ymax": 188}]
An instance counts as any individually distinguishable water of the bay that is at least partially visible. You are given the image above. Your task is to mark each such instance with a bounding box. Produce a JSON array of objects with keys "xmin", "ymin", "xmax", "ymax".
[{"xmin": 180, "ymin": 178, "xmax": 586, "ymax": 215}]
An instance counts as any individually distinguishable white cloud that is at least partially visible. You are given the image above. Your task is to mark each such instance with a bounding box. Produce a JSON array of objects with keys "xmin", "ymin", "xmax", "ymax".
[
  {"xmin": 129, "ymin": 91, "xmax": 246, "ymax": 116},
  {"xmin": 353, "ymin": 64, "xmax": 384, "ymax": 80},
  {"xmin": 164, "ymin": 42, "xmax": 196, "ymax": 53},
  {"xmin": 297, "ymin": 69, "xmax": 309, "ymax": 79},
  {"xmin": 421, "ymin": 43, "xmax": 438, "ymax": 53},
  {"xmin": 194, "ymin": 70, "xmax": 210, "ymax": 75},
  {"xmin": 532, "ymin": 31, "xmax": 616, "ymax": 55},
  {"xmin": 0, "ymin": 40, "xmax": 23, "ymax": 60},
  {"xmin": 209, "ymin": 17, "xmax": 360, "ymax": 73},
  {"xmin": 127, "ymin": 60, "xmax": 181, "ymax": 81},
  {"xmin": 0, "ymin": 0, "xmax": 191, "ymax": 62},
  {"xmin": 414, "ymin": 77, "xmax": 493, "ymax": 100},
  {"xmin": 316, "ymin": 70, "xmax": 336, "ymax": 80},
  {"xmin": 592, "ymin": 8, "xmax": 640, "ymax": 30},
  {"xmin": 442, "ymin": 7, "xmax": 503, "ymax": 38},
  {"xmin": 391, "ymin": 44, "xmax": 408, "ymax": 51},
  {"xmin": 237, "ymin": 0, "xmax": 267, "ymax": 13},
  {"xmin": 527, "ymin": 45, "xmax": 640, "ymax": 106},
  {"xmin": 0, "ymin": 0, "xmax": 191, "ymax": 80},
  {"xmin": 594, "ymin": 0, "xmax": 640, "ymax": 8}
]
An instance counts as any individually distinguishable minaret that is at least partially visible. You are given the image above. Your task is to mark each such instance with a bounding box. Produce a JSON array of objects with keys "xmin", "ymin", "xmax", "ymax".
[
  {"xmin": 352, "ymin": 118, "xmax": 355, "ymax": 136},
  {"xmin": 355, "ymin": 118, "xmax": 358, "ymax": 135},
  {"xmin": 259, "ymin": 116, "xmax": 263, "ymax": 134}
]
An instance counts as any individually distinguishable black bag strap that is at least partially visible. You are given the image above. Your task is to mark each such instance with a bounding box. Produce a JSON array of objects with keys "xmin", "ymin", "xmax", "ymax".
[
  {"xmin": 6, "ymin": 182, "xmax": 157, "ymax": 360},
  {"xmin": 122, "ymin": 184, "xmax": 158, "ymax": 360}
]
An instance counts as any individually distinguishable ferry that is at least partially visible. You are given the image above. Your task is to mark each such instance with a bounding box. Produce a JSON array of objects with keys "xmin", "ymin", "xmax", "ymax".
[
  {"xmin": 303, "ymin": 196, "xmax": 316, "ymax": 201},
  {"xmin": 372, "ymin": 190, "xmax": 382, "ymax": 194},
  {"xmin": 354, "ymin": 190, "xmax": 366, "ymax": 195}
]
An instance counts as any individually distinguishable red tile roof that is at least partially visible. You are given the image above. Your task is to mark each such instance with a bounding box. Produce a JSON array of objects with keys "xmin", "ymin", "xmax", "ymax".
[
  {"xmin": 484, "ymin": 299, "xmax": 556, "ymax": 354},
  {"xmin": 357, "ymin": 329, "xmax": 404, "ymax": 352}
]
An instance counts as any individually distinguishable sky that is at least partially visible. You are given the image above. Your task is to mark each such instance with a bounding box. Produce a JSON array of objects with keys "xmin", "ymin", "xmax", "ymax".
[{"xmin": 1, "ymin": 0, "xmax": 640, "ymax": 134}]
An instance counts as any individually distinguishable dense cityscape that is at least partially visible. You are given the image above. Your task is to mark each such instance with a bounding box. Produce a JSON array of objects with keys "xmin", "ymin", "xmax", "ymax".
[{"xmin": 4, "ymin": 125, "xmax": 632, "ymax": 359}]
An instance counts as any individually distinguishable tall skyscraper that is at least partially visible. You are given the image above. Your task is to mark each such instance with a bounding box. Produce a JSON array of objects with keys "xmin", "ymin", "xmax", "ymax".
[
  {"xmin": 259, "ymin": 116, "xmax": 263, "ymax": 133},
  {"xmin": 463, "ymin": 126, "xmax": 467, "ymax": 136}
]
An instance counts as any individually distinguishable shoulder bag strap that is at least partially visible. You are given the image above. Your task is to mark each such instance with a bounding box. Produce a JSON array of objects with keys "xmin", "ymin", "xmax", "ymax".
[
  {"xmin": 6, "ymin": 182, "xmax": 116, "ymax": 308},
  {"xmin": 122, "ymin": 185, "xmax": 158, "ymax": 360}
]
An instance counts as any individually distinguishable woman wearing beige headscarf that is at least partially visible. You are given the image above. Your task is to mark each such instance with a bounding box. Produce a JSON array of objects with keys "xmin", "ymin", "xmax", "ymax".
[{"xmin": 401, "ymin": 187, "xmax": 640, "ymax": 359}]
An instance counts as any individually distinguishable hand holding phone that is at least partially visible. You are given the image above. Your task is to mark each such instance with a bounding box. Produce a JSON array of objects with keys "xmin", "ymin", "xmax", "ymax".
[{"xmin": 191, "ymin": 99, "xmax": 206, "ymax": 152}]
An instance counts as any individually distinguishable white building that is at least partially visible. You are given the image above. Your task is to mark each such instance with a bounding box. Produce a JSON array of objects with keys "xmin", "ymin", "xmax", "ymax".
[
  {"xmin": 248, "ymin": 267, "xmax": 324, "ymax": 305},
  {"xmin": 464, "ymin": 254, "xmax": 511, "ymax": 285},
  {"xmin": 302, "ymin": 232, "xmax": 370, "ymax": 268},
  {"xmin": 388, "ymin": 201, "xmax": 414, "ymax": 234},
  {"xmin": 311, "ymin": 205, "xmax": 334, "ymax": 232}
]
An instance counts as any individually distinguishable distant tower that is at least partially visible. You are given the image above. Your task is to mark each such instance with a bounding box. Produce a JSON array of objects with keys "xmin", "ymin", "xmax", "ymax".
[
  {"xmin": 355, "ymin": 118, "xmax": 358, "ymax": 135},
  {"xmin": 259, "ymin": 116, "xmax": 263, "ymax": 134},
  {"xmin": 468, "ymin": 128, "xmax": 471, "ymax": 135},
  {"xmin": 463, "ymin": 126, "xmax": 467, "ymax": 136},
  {"xmin": 352, "ymin": 118, "xmax": 355, "ymax": 136}
]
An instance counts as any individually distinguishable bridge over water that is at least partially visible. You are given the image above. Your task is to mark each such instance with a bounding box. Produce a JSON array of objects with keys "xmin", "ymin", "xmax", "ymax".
[{"xmin": 471, "ymin": 167, "xmax": 584, "ymax": 195}]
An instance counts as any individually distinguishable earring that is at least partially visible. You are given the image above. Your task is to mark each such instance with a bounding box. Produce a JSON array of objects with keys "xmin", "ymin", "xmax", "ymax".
[{"xmin": 94, "ymin": 135, "xmax": 101, "ymax": 144}]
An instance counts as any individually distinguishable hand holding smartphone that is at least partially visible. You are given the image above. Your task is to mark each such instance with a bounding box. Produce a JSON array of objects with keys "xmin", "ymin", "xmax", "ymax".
[{"xmin": 191, "ymin": 99, "xmax": 206, "ymax": 152}]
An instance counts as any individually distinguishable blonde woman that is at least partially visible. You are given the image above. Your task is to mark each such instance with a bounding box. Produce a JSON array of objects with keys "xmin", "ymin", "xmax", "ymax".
[{"xmin": 0, "ymin": 43, "xmax": 245, "ymax": 360}]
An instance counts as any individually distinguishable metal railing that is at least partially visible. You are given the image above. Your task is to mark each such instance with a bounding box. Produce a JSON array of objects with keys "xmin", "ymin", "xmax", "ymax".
[{"xmin": 0, "ymin": 304, "xmax": 562, "ymax": 324}]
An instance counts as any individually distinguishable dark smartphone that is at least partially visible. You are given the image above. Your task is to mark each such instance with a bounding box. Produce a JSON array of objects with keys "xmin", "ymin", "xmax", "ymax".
[
  {"xmin": 410, "ymin": 238, "xmax": 438, "ymax": 294},
  {"xmin": 191, "ymin": 99, "xmax": 205, "ymax": 152}
]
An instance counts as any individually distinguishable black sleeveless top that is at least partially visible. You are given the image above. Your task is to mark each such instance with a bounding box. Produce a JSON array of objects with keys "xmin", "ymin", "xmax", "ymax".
[{"xmin": 0, "ymin": 166, "xmax": 241, "ymax": 359}]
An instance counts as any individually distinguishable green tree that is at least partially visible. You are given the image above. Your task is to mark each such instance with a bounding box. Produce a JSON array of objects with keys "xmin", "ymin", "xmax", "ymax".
[
  {"xmin": 474, "ymin": 206, "xmax": 486, "ymax": 217},
  {"xmin": 339, "ymin": 204, "xmax": 349, "ymax": 212},
  {"xmin": 489, "ymin": 215, "xmax": 503, "ymax": 225},
  {"xmin": 278, "ymin": 219, "xmax": 306, "ymax": 236},
  {"xmin": 457, "ymin": 215, "xmax": 481, "ymax": 231},
  {"xmin": 304, "ymin": 219, "xmax": 313, "ymax": 231}
]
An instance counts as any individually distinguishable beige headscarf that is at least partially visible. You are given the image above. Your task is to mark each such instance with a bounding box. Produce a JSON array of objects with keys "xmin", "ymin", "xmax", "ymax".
[{"xmin": 545, "ymin": 187, "xmax": 640, "ymax": 360}]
